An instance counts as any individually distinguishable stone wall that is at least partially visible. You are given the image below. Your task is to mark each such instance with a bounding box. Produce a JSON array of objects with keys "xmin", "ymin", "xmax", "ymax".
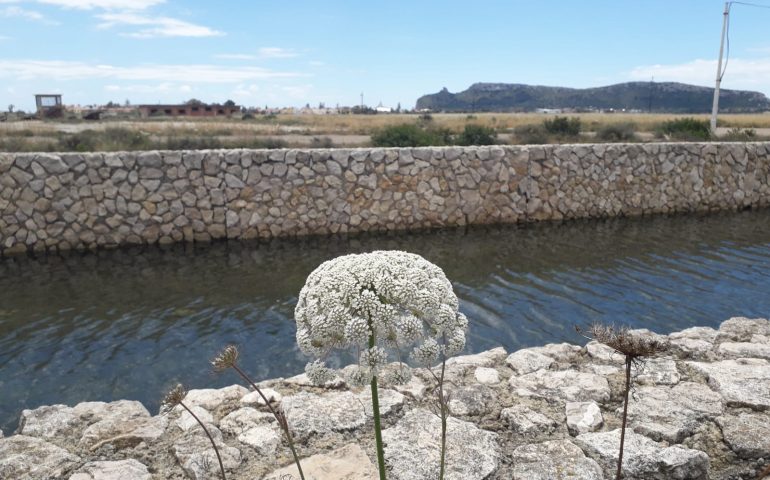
[{"xmin": 1, "ymin": 142, "xmax": 769, "ymax": 256}]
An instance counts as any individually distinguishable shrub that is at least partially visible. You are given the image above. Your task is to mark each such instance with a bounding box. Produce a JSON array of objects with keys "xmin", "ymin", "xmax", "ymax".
[
  {"xmin": 722, "ymin": 127, "xmax": 757, "ymax": 142},
  {"xmin": 456, "ymin": 124, "xmax": 497, "ymax": 146},
  {"xmin": 311, "ymin": 136, "xmax": 334, "ymax": 148},
  {"xmin": 596, "ymin": 123, "xmax": 637, "ymax": 142},
  {"xmin": 658, "ymin": 118, "xmax": 711, "ymax": 141},
  {"xmin": 163, "ymin": 135, "xmax": 223, "ymax": 150},
  {"xmin": 371, "ymin": 123, "xmax": 450, "ymax": 147},
  {"xmin": 513, "ymin": 124, "xmax": 549, "ymax": 144},
  {"xmin": 58, "ymin": 128, "xmax": 152, "ymax": 152},
  {"xmin": 543, "ymin": 116, "xmax": 581, "ymax": 137}
]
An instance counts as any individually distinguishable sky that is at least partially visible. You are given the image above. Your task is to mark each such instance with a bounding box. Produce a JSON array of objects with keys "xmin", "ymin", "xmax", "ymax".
[{"xmin": 1, "ymin": 0, "xmax": 770, "ymax": 111}]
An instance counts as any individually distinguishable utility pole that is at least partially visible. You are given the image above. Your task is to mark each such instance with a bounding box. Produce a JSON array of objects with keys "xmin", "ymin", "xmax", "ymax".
[
  {"xmin": 710, "ymin": 2, "xmax": 730, "ymax": 134},
  {"xmin": 360, "ymin": 92, "xmax": 364, "ymax": 110}
]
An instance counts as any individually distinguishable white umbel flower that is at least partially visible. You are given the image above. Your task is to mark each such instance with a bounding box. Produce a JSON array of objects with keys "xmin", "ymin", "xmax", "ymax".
[{"xmin": 295, "ymin": 250, "xmax": 468, "ymax": 385}]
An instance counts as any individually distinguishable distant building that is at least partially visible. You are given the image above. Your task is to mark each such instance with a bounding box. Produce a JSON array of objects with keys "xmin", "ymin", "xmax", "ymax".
[
  {"xmin": 35, "ymin": 94, "xmax": 63, "ymax": 117},
  {"xmin": 375, "ymin": 102, "xmax": 393, "ymax": 113},
  {"xmin": 137, "ymin": 103, "xmax": 239, "ymax": 118}
]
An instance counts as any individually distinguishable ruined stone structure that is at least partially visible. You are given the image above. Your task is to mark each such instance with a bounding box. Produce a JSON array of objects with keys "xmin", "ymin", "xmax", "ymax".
[{"xmin": 1, "ymin": 142, "xmax": 768, "ymax": 256}]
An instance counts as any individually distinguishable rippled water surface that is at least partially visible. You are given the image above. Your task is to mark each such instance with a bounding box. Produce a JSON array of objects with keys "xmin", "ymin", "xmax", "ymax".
[{"xmin": 1, "ymin": 210, "xmax": 770, "ymax": 432}]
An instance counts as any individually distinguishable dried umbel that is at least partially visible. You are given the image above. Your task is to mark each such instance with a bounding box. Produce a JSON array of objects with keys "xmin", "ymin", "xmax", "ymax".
[
  {"xmin": 577, "ymin": 323, "xmax": 668, "ymax": 360},
  {"xmin": 295, "ymin": 250, "xmax": 468, "ymax": 384}
]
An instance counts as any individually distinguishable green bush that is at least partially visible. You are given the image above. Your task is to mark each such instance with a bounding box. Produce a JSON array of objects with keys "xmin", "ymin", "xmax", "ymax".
[
  {"xmin": 163, "ymin": 135, "xmax": 223, "ymax": 150},
  {"xmin": 543, "ymin": 116, "xmax": 581, "ymax": 137},
  {"xmin": 371, "ymin": 124, "xmax": 451, "ymax": 147},
  {"xmin": 513, "ymin": 124, "xmax": 549, "ymax": 144},
  {"xmin": 658, "ymin": 118, "xmax": 711, "ymax": 141},
  {"xmin": 722, "ymin": 127, "xmax": 757, "ymax": 142},
  {"xmin": 596, "ymin": 123, "xmax": 637, "ymax": 142},
  {"xmin": 58, "ymin": 128, "xmax": 152, "ymax": 152},
  {"xmin": 456, "ymin": 124, "xmax": 497, "ymax": 146}
]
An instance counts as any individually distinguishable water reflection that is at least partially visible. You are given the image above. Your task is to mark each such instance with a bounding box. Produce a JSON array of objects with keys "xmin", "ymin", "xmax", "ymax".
[{"xmin": 1, "ymin": 210, "xmax": 770, "ymax": 432}]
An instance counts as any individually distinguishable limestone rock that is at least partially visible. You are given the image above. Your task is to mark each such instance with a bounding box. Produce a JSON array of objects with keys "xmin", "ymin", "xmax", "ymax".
[
  {"xmin": 506, "ymin": 348, "xmax": 555, "ymax": 375},
  {"xmin": 281, "ymin": 391, "xmax": 366, "ymax": 436},
  {"xmin": 240, "ymin": 388, "xmax": 282, "ymax": 406},
  {"xmin": 576, "ymin": 429, "xmax": 710, "ymax": 479},
  {"xmin": 219, "ymin": 407, "xmax": 273, "ymax": 436},
  {"xmin": 566, "ymin": 401, "xmax": 603, "ymax": 436},
  {"xmin": 173, "ymin": 425, "xmax": 241, "ymax": 480},
  {"xmin": 585, "ymin": 341, "xmax": 624, "ymax": 364},
  {"xmin": 687, "ymin": 358, "xmax": 770, "ymax": 409},
  {"xmin": 447, "ymin": 384, "xmax": 494, "ymax": 416},
  {"xmin": 236, "ymin": 425, "xmax": 280, "ymax": 455},
  {"xmin": 383, "ymin": 408, "xmax": 499, "ymax": 480},
  {"xmin": 511, "ymin": 439, "xmax": 603, "ymax": 480},
  {"xmin": 717, "ymin": 317, "xmax": 770, "ymax": 342},
  {"xmin": 625, "ymin": 382, "xmax": 723, "ymax": 443},
  {"xmin": 69, "ymin": 459, "xmax": 152, "ymax": 480},
  {"xmin": 632, "ymin": 358, "xmax": 680, "ymax": 385},
  {"xmin": 474, "ymin": 367, "xmax": 500, "ymax": 384},
  {"xmin": 183, "ymin": 385, "xmax": 249, "ymax": 411},
  {"xmin": 445, "ymin": 347, "xmax": 507, "ymax": 368},
  {"xmin": 718, "ymin": 341, "xmax": 770, "ymax": 360},
  {"xmin": 0, "ymin": 435, "xmax": 80, "ymax": 480},
  {"xmin": 528, "ymin": 342, "xmax": 583, "ymax": 363},
  {"xmin": 263, "ymin": 443, "xmax": 377, "ymax": 480},
  {"xmin": 80, "ymin": 413, "xmax": 167, "ymax": 450},
  {"xmin": 283, "ymin": 372, "xmax": 346, "ymax": 389},
  {"xmin": 500, "ymin": 404, "xmax": 559, "ymax": 435},
  {"xmin": 358, "ymin": 388, "xmax": 406, "ymax": 417},
  {"xmin": 393, "ymin": 375, "xmax": 427, "ymax": 400},
  {"xmin": 176, "ymin": 405, "xmax": 215, "ymax": 432},
  {"xmin": 18, "ymin": 400, "xmax": 150, "ymax": 444},
  {"xmin": 716, "ymin": 411, "xmax": 770, "ymax": 459},
  {"xmin": 509, "ymin": 369, "xmax": 610, "ymax": 403}
]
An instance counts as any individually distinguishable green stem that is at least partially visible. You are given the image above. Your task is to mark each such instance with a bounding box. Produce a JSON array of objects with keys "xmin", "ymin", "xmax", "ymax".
[
  {"xmin": 438, "ymin": 356, "xmax": 448, "ymax": 480},
  {"xmin": 369, "ymin": 334, "xmax": 387, "ymax": 480},
  {"xmin": 231, "ymin": 364, "xmax": 305, "ymax": 480}
]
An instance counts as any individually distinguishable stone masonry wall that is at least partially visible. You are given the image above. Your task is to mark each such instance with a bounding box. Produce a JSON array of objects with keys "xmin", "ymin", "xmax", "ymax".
[{"xmin": 1, "ymin": 142, "xmax": 769, "ymax": 256}]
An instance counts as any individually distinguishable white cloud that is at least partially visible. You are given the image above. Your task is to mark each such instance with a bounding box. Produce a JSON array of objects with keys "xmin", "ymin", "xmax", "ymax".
[
  {"xmin": 0, "ymin": 59, "xmax": 303, "ymax": 82},
  {"xmin": 36, "ymin": 0, "xmax": 163, "ymax": 10},
  {"xmin": 0, "ymin": 5, "xmax": 55, "ymax": 22},
  {"xmin": 105, "ymin": 82, "xmax": 191, "ymax": 93},
  {"xmin": 308, "ymin": 60, "xmax": 325, "ymax": 67},
  {"xmin": 258, "ymin": 47, "xmax": 298, "ymax": 59},
  {"xmin": 96, "ymin": 12, "xmax": 222, "ymax": 38},
  {"xmin": 215, "ymin": 53, "xmax": 257, "ymax": 60},
  {"xmin": 628, "ymin": 57, "xmax": 770, "ymax": 92}
]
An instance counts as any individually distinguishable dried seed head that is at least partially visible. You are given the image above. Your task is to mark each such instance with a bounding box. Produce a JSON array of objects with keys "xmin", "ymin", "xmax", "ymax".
[
  {"xmin": 212, "ymin": 345, "xmax": 240, "ymax": 372},
  {"xmin": 161, "ymin": 384, "xmax": 187, "ymax": 412},
  {"xmin": 577, "ymin": 323, "xmax": 668, "ymax": 359}
]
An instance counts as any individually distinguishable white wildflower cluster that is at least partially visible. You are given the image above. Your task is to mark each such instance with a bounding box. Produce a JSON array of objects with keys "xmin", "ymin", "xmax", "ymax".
[{"xmin": 295, "ymin": 250, "xmax": 468, "ymax": 386}]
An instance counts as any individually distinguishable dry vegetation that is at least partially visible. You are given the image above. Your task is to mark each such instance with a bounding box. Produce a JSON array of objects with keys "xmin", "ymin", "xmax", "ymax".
[{"xmin": 1, "ymin": 112, "xmax": 769, "ymax": 152}]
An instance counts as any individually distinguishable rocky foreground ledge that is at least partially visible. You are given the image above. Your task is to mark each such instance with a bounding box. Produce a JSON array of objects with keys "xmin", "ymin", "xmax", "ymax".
[{"xmin": 2, "ymin": 317, "xmax": 770, "ymax": 480}]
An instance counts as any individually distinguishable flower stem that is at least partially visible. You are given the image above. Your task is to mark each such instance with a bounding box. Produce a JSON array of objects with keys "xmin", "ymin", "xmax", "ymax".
[
  {"xmin": 230, "ymin": 364, "xmax": 306, "ymax": 480},
  {"xmin": 438, "ymin": 356, "xmax": 448, "ymax": 480},
  {"xmin": 369, "ymin": 334, "xmax": 387, "ymax": 480},
  {"xmin": 179, "ymin": 401, "xmax": 226, "ymax": 480},
  {"xmin": 371, "ymin": 374, "xmax": 387, "ymax": 480},
  {"xmin": 617, "ymin": 356, "xmax": 632, "ymax": 480}
]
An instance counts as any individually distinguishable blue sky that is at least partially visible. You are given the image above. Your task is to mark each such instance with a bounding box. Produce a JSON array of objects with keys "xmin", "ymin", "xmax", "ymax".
[{"xmin": 2, "ymin": 0, "xmax": 770, "ymax": 111}]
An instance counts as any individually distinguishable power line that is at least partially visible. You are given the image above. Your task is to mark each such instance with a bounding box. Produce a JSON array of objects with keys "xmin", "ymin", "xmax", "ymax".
[{"xmin": 722, "ymin": 0, "xmax": 770, "ymax": 80}]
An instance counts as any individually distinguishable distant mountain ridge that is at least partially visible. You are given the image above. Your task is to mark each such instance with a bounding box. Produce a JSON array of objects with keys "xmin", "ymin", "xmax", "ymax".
[{"xmin": 415, "ymin": 82, "xmax": 770, "ymax": 113}]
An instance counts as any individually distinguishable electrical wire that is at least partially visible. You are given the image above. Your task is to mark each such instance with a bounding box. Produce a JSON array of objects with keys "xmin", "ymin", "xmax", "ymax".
[{"xmin": 720, "ymin": 0, "xmax": 770, "ymax": 81}]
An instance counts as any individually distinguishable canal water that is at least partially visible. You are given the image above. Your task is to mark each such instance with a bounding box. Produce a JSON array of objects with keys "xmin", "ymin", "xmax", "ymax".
[{"xmin": 1, "ymin": 210, "xmax": 770, "ymax": 432}]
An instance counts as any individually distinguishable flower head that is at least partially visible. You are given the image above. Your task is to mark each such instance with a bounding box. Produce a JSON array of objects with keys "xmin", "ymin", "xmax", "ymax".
[{"xmin": 295, "ymin": 250, "xmax": 468, "ymax": 385}]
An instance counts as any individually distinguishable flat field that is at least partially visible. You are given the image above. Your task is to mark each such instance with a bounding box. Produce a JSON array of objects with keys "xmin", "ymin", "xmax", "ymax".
[{"xmin": 1, "ymin": 112, "xmax": 769, "ymax": 152}]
